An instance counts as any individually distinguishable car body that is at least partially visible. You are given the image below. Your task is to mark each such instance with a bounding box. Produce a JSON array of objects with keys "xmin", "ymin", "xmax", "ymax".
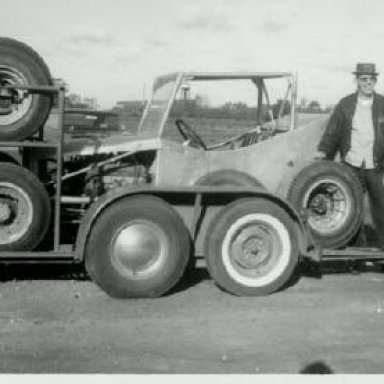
[
  {"xmin": 51, "ymin": 72, "xmax": 371, "ymax": 252},
  {"xmin": 52, "ymin": 72, "xmax": 328, "ymax": 200}
]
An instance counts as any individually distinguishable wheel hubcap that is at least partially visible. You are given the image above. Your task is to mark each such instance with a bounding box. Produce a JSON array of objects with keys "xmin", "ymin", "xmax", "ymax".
[
  {"xmin": 234, "ymin": 229, "xmax": 272, "ymax": 269},
  {"xmin": 230, "ymin": 224, "xmax": 277, "ymax": 274},
  {"xmin": 0, "ymin": 200, "xmax": 11, "ymax": 223},
  {"xmin": 309, "ymin": 194, "xmax": 328, "ymax": 215},
  {"xmin": 221, "ymin": 213, "xmax": 292, "ymax": 287},
  {"xmin": 0, "ymin": 182, "xmax": 33, "ymax": 244},
  {"xmin": 303, "ymin": 180, "xmax": 349, "ymax": 234},
  {"xmin": 0, "ymin": 66, "xmax": 32, "ymax": 125},
  {"xmin": 111, "ymin": 220, "xmax": 168, "ymax": 278}
]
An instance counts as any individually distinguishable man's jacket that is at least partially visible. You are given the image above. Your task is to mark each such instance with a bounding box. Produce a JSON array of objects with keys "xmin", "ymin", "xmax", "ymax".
[{"xmin": 318, "ymin": 92, "xmax": 384, "ymax": 169}]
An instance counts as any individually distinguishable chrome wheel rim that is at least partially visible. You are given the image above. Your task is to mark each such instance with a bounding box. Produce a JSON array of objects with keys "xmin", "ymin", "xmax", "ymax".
[
  {"xmin": 222, "ymin": 213, "xmax": 291, "ymax": 287},
  {"xmin": 303, "ymin": 179, "xmax": 350, "ymax": 234},
  {"xmin": 0, "ymin": 182, "xmax": 33, "ymax": 244},
  {"xmin": 110, "ymin": 220, "xmax": 169, "ymax": 279},
  {"xmin": 0, "ymin": 66, "xmax": 32, "ymax": 125}
]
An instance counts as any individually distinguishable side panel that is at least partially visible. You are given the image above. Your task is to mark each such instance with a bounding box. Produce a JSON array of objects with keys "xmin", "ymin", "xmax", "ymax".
[
  {"xmin": 155, "ymin": 140, "xmax": 211, "ymax": 186},
  {"xmin": 155, "ymin": 118, "xmax": 328, "ymax": 198},
  {"xmin": 203, "ymin": 118, "xmax": 328, "ymax": 198}
]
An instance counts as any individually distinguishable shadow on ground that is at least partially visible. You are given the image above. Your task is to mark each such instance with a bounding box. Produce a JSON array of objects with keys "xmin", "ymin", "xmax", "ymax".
[
  {"xmin": 300, "ymin": 259, "xmax": 384, "ymax": 279},
  {"xmin": 0, "ymin": 263, "xmax": 89, "ymax": 282},
  {"xmin": 169, "ymin": 266, "xmax": 211, "ymax": 295},
  {"xmin": 0, "ymin": 261, "xmax": 212, "ymax": 294},
  {"xmin": 300, "ymin": 361, "xmax": 334, "ymax": 374},
  {"xmin": 0, "ymin": 256, "xmax": 382, "ymax": 294}
]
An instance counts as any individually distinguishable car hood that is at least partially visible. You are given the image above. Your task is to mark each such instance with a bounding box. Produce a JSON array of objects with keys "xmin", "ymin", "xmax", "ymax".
[{"xmin": 62, "ymin": 133, "xmax": 163, "ymax": 157}]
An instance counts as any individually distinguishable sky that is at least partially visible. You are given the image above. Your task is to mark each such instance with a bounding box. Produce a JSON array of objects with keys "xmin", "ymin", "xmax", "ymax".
[{"xmin": 2, "ymin": 0, "xmax": 384, "ymax": 108}]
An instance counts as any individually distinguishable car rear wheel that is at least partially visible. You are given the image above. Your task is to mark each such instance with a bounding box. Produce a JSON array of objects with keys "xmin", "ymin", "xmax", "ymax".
[
  {"xmin": 85, "ymin": 195, "xmax": 191, "ymax": 298},
  {"xmin": 204, "ymin": 198, "xmax": 299, "ymax": 296}
]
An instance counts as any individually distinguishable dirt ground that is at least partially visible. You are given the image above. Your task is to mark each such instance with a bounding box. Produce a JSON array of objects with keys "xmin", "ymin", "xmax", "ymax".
[{"xmin": 0, "ymin": 260, "xmax": 384, "ymax": 374}]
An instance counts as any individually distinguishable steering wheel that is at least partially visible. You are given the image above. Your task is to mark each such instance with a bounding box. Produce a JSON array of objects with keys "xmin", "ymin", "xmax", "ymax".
[{"xmin": 175, "ymin": 119, "xmax": 207, "ymax": 150}]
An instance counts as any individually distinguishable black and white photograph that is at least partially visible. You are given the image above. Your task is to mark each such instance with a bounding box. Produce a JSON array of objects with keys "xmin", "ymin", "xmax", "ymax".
[{"xmin": 0, "ymin": 0, "xmax": 384, "ymax": 378}]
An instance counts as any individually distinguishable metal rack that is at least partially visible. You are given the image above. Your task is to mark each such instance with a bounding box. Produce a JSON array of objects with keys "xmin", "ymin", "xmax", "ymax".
[{"xmin": 0, "ymin": 84, "xmax": 75, "ymax": 261}]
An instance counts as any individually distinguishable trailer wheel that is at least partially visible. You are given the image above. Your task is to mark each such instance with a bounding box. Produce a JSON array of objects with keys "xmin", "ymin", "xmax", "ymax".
[
  {"xmin": 0, "ymin": 163, "xmax": 51, "ymax": 251},
  {"xmin": 85, "ymin": 195, "xmax": 191, "ymax": 298},
  {"xmin": 287, "ymin": 161, "xmax": 364, "ymax": 249},
  {"xmin": 0, "ymin": 38, "xmax": 52, "ymax": 141},
  {"xmin": 204, "ymin": 198, "xmax": 298, "ymax": 296}
]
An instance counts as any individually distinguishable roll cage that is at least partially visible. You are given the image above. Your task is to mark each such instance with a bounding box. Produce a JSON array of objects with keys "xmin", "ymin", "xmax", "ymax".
[{"xmin": 137, "ymin": 71, "xmax": 298, "ymax": 141}]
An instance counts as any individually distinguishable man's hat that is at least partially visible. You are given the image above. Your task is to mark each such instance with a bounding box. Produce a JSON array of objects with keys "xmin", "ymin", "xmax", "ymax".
[{"xmin": 353, "ymin": 63, "xmax": 378, "ymax": 76}]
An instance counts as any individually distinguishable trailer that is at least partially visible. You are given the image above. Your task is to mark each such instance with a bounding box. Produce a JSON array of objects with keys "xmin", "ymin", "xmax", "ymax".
[{"xmin": 0, "ymin": 38, "xmax": 383, "ymax": 299}]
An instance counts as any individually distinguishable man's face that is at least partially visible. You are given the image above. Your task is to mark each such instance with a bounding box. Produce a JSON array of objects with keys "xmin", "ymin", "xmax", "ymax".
[{"xmin": 356, "ymin": 75, "xmax": 377, "ymax": 96}]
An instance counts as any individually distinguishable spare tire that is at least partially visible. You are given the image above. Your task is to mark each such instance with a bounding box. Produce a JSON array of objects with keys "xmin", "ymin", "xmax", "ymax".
[
  {"xmin": 0, "ymin": 163, "xmax": 51, "ymax": 251},
  {"xmin": 0, "ymin": 38, "xmax": 53, "ymax": 141},
  {"xmin": 287, "ymin": 161, "xmax": 364, "ymax": 249}
]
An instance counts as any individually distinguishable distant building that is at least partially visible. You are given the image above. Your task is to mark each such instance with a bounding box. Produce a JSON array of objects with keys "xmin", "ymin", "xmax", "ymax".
[
  {"xmin": 67, "ymin": 93, "xmax": 82, "ymax": 106},
  {"xmin": 83, "ymin": 97, "xmax": 99, "ymax": 110},
  {"xmin": 114, "ymin": 100, "xmax": 145, "ymax": 116},
  {"xmin": 51, "ymin": 79, "xmax": 99, "ymax": 110},
  {"xmin": 115, "ymin": 100, "xmax": 144, "ymax": 109},
  {"xmin": 65, "ymin": 93, "xmax": 99, "ymax": 110}
]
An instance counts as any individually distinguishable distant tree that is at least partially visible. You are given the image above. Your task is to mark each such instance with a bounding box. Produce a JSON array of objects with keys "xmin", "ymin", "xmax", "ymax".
[
  {"xmin": 299, "ymin": 97, "xmax": 308, "ymax": 109},
  {"xmin": 308, "ymin": 100, "xmax": 321, "ymax": 110},
  {"xmin": 323, "ymin": 104, "xmax": 334, "ymax": 113},
  {"xmin": 272, "ymin": 99, "xmax": 291, "ymax": 119},
  {"xmin": 298, "ymin": 100, "xmax": 324, "ymax": 113},
  {"xmin": 66, "ymin": 93, "xmax": 89, "ymax": 110},
  {"xmin": 112, "ymin": 101, "xmax": 145, "ymax": 117},
  {"xmin": 195, "ymin": 94, "xmax": 203, "ymax": 107}
]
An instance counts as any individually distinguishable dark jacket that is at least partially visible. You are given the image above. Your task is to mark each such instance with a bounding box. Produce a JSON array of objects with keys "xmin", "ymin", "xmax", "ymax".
[{"xmin": 318, "ymin": 92, "xmax": 384, "ymax": 169}]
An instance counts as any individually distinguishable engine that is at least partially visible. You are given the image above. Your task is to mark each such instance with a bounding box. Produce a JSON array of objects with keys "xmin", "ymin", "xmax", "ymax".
[{"xmin": 56, "ymin": 151, "xmax": 154, "ymax": 199}]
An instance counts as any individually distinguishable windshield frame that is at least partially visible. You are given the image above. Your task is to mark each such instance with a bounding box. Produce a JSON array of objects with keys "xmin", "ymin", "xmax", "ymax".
[
  {"xmin": 137, "ymin": 72, "xmax": 182, "ymax": 138},
  {"xmin": 137, "ymin": 71, "xmax": 297, "ymax": 139}
]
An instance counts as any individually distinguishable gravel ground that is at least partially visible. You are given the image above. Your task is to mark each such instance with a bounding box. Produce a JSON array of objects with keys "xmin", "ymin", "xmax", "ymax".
[{"xmin": 0, "ymin": 261, "xmax": 383, "ymax": 374}]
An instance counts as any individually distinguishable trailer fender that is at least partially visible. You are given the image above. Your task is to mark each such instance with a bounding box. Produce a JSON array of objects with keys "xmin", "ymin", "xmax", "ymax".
[
  {"xmin": 75, "ymin": 187, "xmax": 136, "ymax": 260},
  {"xmin": 75, "ymin": 186, "xmax": 313, "ymax": 261}
]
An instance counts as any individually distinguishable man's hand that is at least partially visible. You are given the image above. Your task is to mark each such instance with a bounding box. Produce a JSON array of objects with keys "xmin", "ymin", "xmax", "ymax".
[{"xmin": 314, "ymin": 150, "xmax": 327, "ymax": 160}]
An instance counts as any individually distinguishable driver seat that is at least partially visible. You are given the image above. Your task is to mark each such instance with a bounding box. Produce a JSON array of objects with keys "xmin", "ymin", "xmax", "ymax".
[{"xmin": 206, "ymin": 127, "xmax": 262, "ymax": 151}]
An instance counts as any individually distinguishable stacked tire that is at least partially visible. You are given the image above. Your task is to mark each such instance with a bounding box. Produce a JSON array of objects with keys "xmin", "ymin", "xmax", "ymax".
[
  {"xmin": 0, "ymin": 163, "xmax": 51, "ymax": 251},
  {"xmin": 0, "ymin": 38, "xmax": 53, "ymax": 251}
]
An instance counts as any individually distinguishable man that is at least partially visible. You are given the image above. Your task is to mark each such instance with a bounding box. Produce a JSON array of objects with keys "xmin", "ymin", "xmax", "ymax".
[{"xmin": 316, "ymin": 63, "xmax": 384, "ymax": 249}]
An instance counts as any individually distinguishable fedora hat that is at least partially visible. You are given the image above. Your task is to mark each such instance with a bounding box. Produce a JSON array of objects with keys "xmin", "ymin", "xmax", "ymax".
[{"xmin": 353, "ymin": 63, "xmax": 378, "ymax": 76}]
